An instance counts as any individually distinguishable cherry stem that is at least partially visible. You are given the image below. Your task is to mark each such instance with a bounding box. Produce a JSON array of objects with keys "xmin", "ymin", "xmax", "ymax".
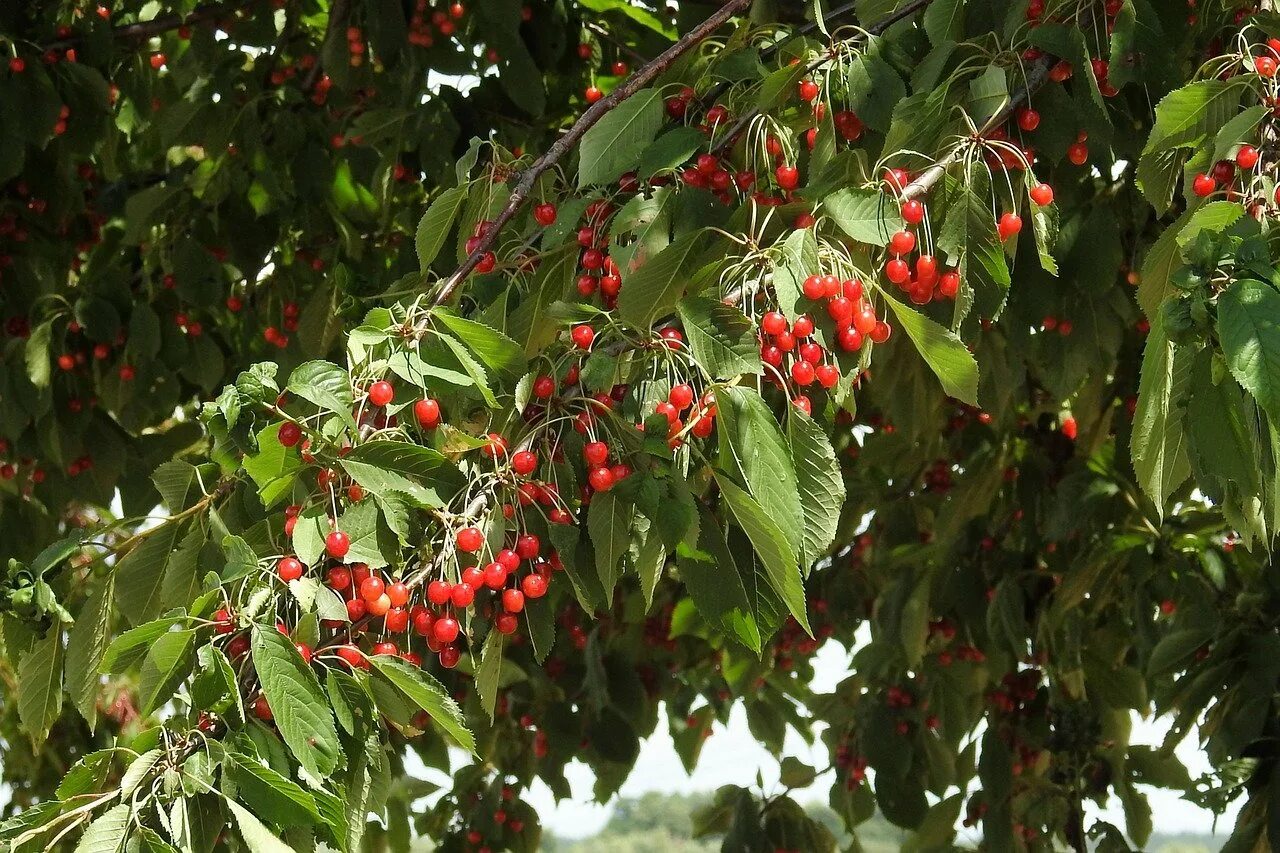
[{"xmin": 431, "ymin": 0, "xmax": 754, "ymax": 308}]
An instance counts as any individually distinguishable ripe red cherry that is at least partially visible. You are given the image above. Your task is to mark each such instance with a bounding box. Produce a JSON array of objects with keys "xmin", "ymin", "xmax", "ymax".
[
  {"xmin": 870, "ymin": 321, "xmax": 892, "ymax": 343},
  {"xmin": 359, "ymin": 575, "xmax": 385, "ymax": 602},
  {"xmin": 802, "ymin": 274, "xmax": 825, "ymax": 300},
  {"xmin": 433, "ymin": 616, "xmax": 460, "ymax": 643},
  {"xmin": 1030, "ymin": 182, "xmax": 1054, "ymax": 206},
  {"xmin": 451, "ymin": 582, "xmax": 475, "ymax": 607},
  {"xmin": 387, "ymin": 581, "xmax": 409, "ymax": 608},
  {"xmin": 775, "ymin": 165, "xmax": 799, "ymax": 190},
  {"xmin": 792, "ymin": 314, "xmax": 815, "ymax": 337},
  {"xmin": 997, "ymin": 212, "xmax": 1023, "ymax": 240},
  {"xmin": 213, "ymin": 608, "xmax": 234, "ymax": 634},
  {"xmin": 502, "ymin": 588, "xmax": 526, "ymax": 613},
  {"xmin": 326, "ymin": 531, "xmax": 350, "ymax": 559},
  {"xmin": 150, "ymin": 53, "xmax": 166, "ymax": 70},
  {"xmin": 585, "ymin": 85, "xmax": 603, "ymax": 103},
  {"xmin": 669, "ymin": 384, "xmax": 694, "ymax": 411},
  {"xmin": 368, "ymin": 380, "xmax": 393, "ymax": 406},
  {"xmin": 1191, "ymin": 173, "xmax": 1216, "ymax": 197},
  {"xmin": 327, "ymin": 566, "xmax": 351, "ymax": 590},
  {"xmin": 278, "ymin": 556, "xmax": 304, "ymax": 582},
  {"xmin": 888, "ymin": 230, "xmax": 915, "ymax": 255},
  {"xmin": 8, "ymin": 57, "xmax": 25, "ymax": 74},
  {"xmin": 278, "ymin": 421, "xmax": 302, "ymax": 447},
  {"xmin": 611, "ymin": 60, "xmax": 628, "ymax": 76},
  {"xmin": 253, "ymin": 695, "xmax": 273, "ymax": 720},
  {"xmin": 484, "ymin": 562, "xmax": 507, "ymax": 589},
  {"xmin": 522, "ymin": 573, "xmax": 548, "ymax": 598},
  {"xmin": 791, "ymin": 361, "xmax": 816, "ymax": 386},
  {"xmin": 1067, "ymin": 141, "xmax": 1089, "ymax": 165},
  {"xmin": 427, "ymin": 579, "xmax": 452, "ymax": 605},
  {"xmin": 1237, "ymin": 144, "xmax": 1260, "ymax": 170},
  {"xmin": 1258, "ymin": 56, "xmax": 1278, "ymax": 77},
  {"xmin": 761, "ymin": 311, "xmax": 788, "ymax": 335},
  {"xmin": 885, "ymin": 258, "xmax": 909, "ymax": 284},
  {"xmin": 1016, "ymin": 107, "xmax": 1040, "ymax": 131},
  {"xmin": 512, "ymin": 450, "xmax": 537, "ymax": 475},
  {"xmin": 515, "ymin": 533, "xmax": 540, "ymax": 559},
  {"xmin": 571, "ymin": 325, "xmax": 595, "ymax": 349},
  {"xmin": 439, "ymin": 645, "xmax": 461, "ymax": 668},
  {"xmin": 901, "ymin": 199, "xmax": 925, "ymax": 225},
  {"xmin": 414, "ymin": 398, "xmax": 441, "ymax": 429},
  {"xmin": 584, "ymin": 441, "xmax": 610, "ymax": 467},
  {"xmin": 816, "ymin": 363, "xmax": 840, "ymax": 388},
  {"xmin": 533, "ymin": 374, "xmax": 555, "ymax": 398},
  {"xmin": 797, "ymin": 79, "xmax": 819, "ymax": 101},
  {"xmin": 456, "ymin": 526, "xmax": 484, "ymax": 552},
  {"xmin": 589, "ymin": 466, "xmax": 615, "ymax": 491},
  {"xmin": 533, "ymin": 203, "xmax": 557, "ymax": 226},
  {"xmin": 295, "ymin": 643, "xmax": 313, "ymax": 664}
]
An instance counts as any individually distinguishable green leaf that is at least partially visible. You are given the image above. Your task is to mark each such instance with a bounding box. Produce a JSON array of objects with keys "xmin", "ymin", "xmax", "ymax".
[
  {"xmin": 676, "ymin": 298, "xmax": 761, "ymax": 380},
  {"xmin": 151, "ymin": 460, "xmax": 203, "ymax": 512},
  {"xmin": 243, "ymin": 422, "xmax": 303, "ymax": 509},
  {"xmin": 588, "ymin": 491, "xmax": 634, "ymax": 602},
  {"xmin": 1131, "ymin": 312, "xmax": 1193, "ymax": 516},
  {"xmin": 416, "ymin": 186, "xmax": 466, "ymax": 271},
  {"xmin": 967, "ymin": 65, "xmax": 1007, "ymax": 127},
  {"xmin": 1139, "ymin": 80, "xmax": 1245, "ymax": 213},
  {"xmin": 25, "ymin": 321, "xmax": 52, "ymax": 389},
  {"xmin": 616, "ymin": 230, "xmax": 715, "ymax": 328},
  {"xmin": 115, "ymin": 521, "xmax": 184, "ymax": 626},
  {"xmin": 475, "ymin": 630, "xmax": 504, "ymax": 722},
  {"xmin": 923, "ymin": 0, "xmax": 963, "ymax": 45},
  {"xmin": 431, "ymin": 309, "xmax": 527, "ymax": 379},
  {"xmin": 251, "ymin": 627, "xmax": 342, "ymax": 779},
  {"xmin": 367, "ymin": 655, "xmax": 475, "ymax": 752},
  {"xmin": 714, "ymin": 386, "xmax": 803, "ymax": 561},
  {"xmin": 578, "ymin": 88, "xmax": 664, "ymax": 186},
  {"xmin": 227, "ymin": 799, "xmax": 294, "ymax": 853},
  {"xmin": 1218, "ymin": 279, "xmax": 1280, "ymax": 426},
  {"xmin": 227, "ymin": 754, "xmax": 323, "ymax": 828},
  {"xmin": 637, "ymin": 127, "xmax": 704, "ymax": 177},
  {"xmin": 286, "ymin": 361, "xmax": 356, "ymax": 431},
  {"xmin": 102, "ymin": 617, "xmax": 185, "ymax": 673},
  {"xmin": 713, "ymin": 474, "xmax": 810, "ymax": 635},
  {"xmin": 824, "ymin": 187, "xmax": 905, "ymax": 246},
  {"xmin": 786, "ymin": 409, "xmax": 845, "ymax": 569},
  {"xmin": 578, "ymin": 0, "xmax": 675, "ymax": 38},
  {"xmin": 17, "ymin": 627, "xmax": 63, "ymax": 746},
  {"xmin": 936, "ymin": 186, "xmax": 1011, "ymax": 320},
  {"xmin": 1137, "ymin": 207, "xmax": 1194, "ymax": 319},
  {"xmin": 72, "ymin": 803, "xmax": 131, "ymax": 853},
  {"xmin": 137, "ymin": 630, "xmax": 195, "ymax": 717},
  {"xmin": 344, "ymin": 440, "xmax": 463, "ymax": 493},
  {"xmin": 881, "ymin": 293, "xmax": 979, "ymax": 405},
  {"xmin": 65, "ymin": 574, "xmax": 114, "ymax": 730}
]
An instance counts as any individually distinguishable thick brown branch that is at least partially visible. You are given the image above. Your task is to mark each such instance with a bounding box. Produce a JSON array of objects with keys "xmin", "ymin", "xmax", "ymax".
[
  {"xmin": 44, "ymin": 0, "xmax": 263, "ymax": 51},
  {"xmin": 431, "ymin": 0, "xmax": 754, "ymax": 308}
]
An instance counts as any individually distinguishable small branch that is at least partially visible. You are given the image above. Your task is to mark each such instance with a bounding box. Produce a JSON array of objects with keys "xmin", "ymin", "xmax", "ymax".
[
  {"xmin": 900, "ymin": 55, "xmax": 1056, "ymax": 200},
  {"xmin": 710, "ymin": 0, "xmax": 934, "ymax": 153},
  {"xmin": 583, "ymin": 21, "xmax": 647, "ymax": 66},
  {"xmin": 43, "ymin": 0, "xmax": 263, "ymax": 51},
  {"xmin": 303, "ymin": 0, "xmax": 351, "ymax": 92},
  {"xmin": 430, "ymin": 0, "xmax": 753, "ymax": 308}
]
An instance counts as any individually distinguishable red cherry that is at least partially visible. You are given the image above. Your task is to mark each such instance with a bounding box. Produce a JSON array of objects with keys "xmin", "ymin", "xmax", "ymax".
[
  {"xmin": 802, "ymin": 275, "xmax": 825, "ymax": 300},
  {"xmin": 533, "ymin": 375, "xmax": 556, "ymax": 398},
  {"xmin": 253, "ymin": 695, "xmax": 273, "ymax": 720},
  {"xmin": 997, "ymin": 212, "xmax": 1023, "ymax": 240},
  {"xmin": 571, "ymin": 325, "xmax": 595, "ymax": 349},
  {"xmin": 386, "ymin": 581, "xmax": 409, "ymax": 608},
  {"xmin": 1067, "ymin": 141, "xmax": 1089, "ymax": 165},
  {"xmin": 797, "ymin": 79, "xmax": 819, "ymax": 101},
  {"xmin": 589, "ymin": 466, "xmax": 615, "ymax": 491},
  {"xmin": 327, "ymin": 566, "xmax": 351, "ymax": 590},
  {"xmin": 533, "ymin": 203, "xmax": 557, "ymax": 226},
  {"xmin": 792, "ymin": 314, "xmax": 815, "ymax": 337},
  {"xmin": 1016, "ymin": 107, "xmax": 1040, "ymax": 131},
  {"xmin": 456, "ymin": 526, "xmax": 484, "ymax": 552},
  {"xmin": 326, "ymin": 531, "xmax": 350, "ymax": 559},
  {"xmin": 512, "ymin": 450, "xmax": 537, "ymax": 475},
  {"xmin": 669, "ymin": 384, "xmax": 695, "ymax": 411},
  {"xmin": 295, "ymin": 643, "xmax": 313, "ymax": 664},
  {"xmin": 816, "ymin": 363, "xmax": 840, "ymax": 389},
  {"xmin": 1191, "ymin": 173, "xmax": 1216, "ymax": 197},
  {"xmin": 585, "ymin": 85, "xmax": 604, "ymax": 103},
  {"xmin": 414, "ymin": 398, "xmax": 441, "ymax": 429},
  {"xmin": 439, "ymin": 645, "xmax": 461, "ymax": 668},
  {"xmin": 8, "ymin": 57, "xmax": 25, "ymax": 74},
  {"xmin": 515, "ymin": 533, "xmax": 540, "ymax": 559},
  {"xmin": 885, "ymin": 258, "xmax": 909, "ymax": 284},
  {"xmin": 1029, "ymin": 182, "xmax": 1054, "ymax": 206},
  {"xmin": 1237, "ymin": 144, "xmax": 1260, "ymax": 170},
  {"xmin": 761, "ymin": 311, "xmax": 788, "ymax": 335},
  {"xmin": 888, "ymin": 230, "xmax": 915, "ymax": 255},
  {"xmin": 502, "ymin": 588, "xmax": 525, "ymax": 613},
  {"xmin": 368, "ymin": 380, "xmax": 394, "ymax": 406},
  {"xmin": 451, "ymin": 582, "xmax": 475, "ymax": 608},
  {"xmin": 1258, "ymin": 56, "xmax": 1278, "ymax": 77},
  {"xmin": 522, "ymin": 573, "xmax": 548, "ymax": 598},
  {"xmin": 278, "ymin": 556, "xmax": 304, "ymax": 582},
  {"xmin": 901, "ymin": 199, "xmax": 925, "ymax": 224},
  {"xmin": 433, "ymin": 617, "xmax": 460, "ymax": 643},
  {"xmin": 584, "ymin": 441, "xmax": 610, "ymax": 467},
  {"xmin": 791, "ymin": 361, "xmax": 816, "ymax": 386},
  {"xmin": 775, "ymin": 165, "xmax": 799, "ymax": 190},
  {"xmin": 427, "ymin": 580, "xmax": 452, "ymax": 605},
  {"xmin": 870, "ymin": 321, "xmax": 892, "ymax": 344},
  {"xmin": 359, "ymin": 575, "xmax": 386, "ymax": 603}
]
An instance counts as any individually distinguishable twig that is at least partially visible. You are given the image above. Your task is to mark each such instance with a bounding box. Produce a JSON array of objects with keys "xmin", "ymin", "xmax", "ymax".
[
  {"xmin": 584, "ymin": 20, "xmax": 647, "ymax": 65},
  {"xmin": 710, "ymin": 0, "xmax": 934, "ymax": 154},
  {"xmin": 43, "ymin": 0, "xmax": 263, "ymax": 51},
  {"xmin": 430, "ymin": 0, "xmax": 754, "ymax": 308},
  {"xmin": 303, "ymin": 0, "xmax": 350, "ymax": 92},
  {"xmin": 900, "ymin": 54, "xmax": 1057, "ymax": 200}
]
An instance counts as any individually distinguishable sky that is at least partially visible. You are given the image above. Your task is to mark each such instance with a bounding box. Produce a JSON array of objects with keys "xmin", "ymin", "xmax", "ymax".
[{"xmin": 409, "ymin": 636, "xmax": 1243, "ymax": 842}]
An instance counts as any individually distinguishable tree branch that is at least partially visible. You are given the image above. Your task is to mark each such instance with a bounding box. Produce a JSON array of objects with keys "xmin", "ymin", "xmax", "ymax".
[
  {"xmin": 44, "ymin": 0, "xmax": 263, "ymax": 51},
  {"xmin": 431, "ymin": 0, "xmax": 754, "ymax": 308},
  {"xmin": 303, "ymin": 0, "xmax": 351, "ymax": 92}
]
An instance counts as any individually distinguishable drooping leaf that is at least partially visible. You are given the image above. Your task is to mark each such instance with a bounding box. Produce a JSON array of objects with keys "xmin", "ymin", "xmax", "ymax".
[{"xmin": 251, "ymin": 627, "xmax": 342, "ymax": 779}]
